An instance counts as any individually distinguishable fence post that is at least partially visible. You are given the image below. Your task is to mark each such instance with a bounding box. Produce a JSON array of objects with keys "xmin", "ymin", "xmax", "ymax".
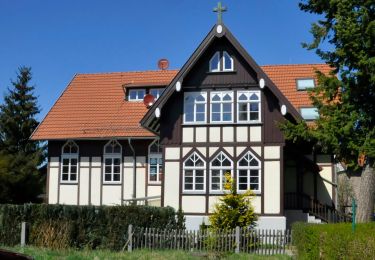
[
  {"xmin": 20, "ymin": 222, "xmax": 27, "ymax": 247},
  {"xmin": 128, "ymin": 224, "xmax": 133, "ymax": 252},
  {"xmin": 235, "ymin": 226, "xmax": 240, "ymax": 253}
]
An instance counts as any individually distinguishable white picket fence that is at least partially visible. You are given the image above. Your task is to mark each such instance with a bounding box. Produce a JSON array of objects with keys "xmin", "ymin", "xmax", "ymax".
[{"xmin": 126, "ymin": 225, "xmax": 292, "ymax": 255}]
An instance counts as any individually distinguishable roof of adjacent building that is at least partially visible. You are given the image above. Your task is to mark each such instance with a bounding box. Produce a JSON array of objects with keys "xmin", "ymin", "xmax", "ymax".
[{"xmin": 31, "ymin": 64, "xmax": 332, "ymax": 140}]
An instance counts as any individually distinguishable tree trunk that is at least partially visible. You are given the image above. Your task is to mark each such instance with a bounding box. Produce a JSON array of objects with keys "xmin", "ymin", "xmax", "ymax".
[{"xmin": 356, "ymin": 162, "xmax": 375, "ymax": 222}]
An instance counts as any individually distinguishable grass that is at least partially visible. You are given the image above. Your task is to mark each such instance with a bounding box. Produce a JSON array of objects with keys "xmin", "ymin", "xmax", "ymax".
[{"xmin": 2, "ymin": 246, "xmax": 292, "ymax": 260}]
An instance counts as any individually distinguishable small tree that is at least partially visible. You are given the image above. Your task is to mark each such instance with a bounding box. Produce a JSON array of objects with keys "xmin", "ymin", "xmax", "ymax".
[{"xmin": 209, "ymin": 172, "xmax": 258, "ymax": 230}]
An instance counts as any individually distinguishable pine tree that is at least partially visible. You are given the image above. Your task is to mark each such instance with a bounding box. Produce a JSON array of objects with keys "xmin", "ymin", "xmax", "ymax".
[
  {"xmin": 0, "ymin": 66, "xmax": 45, "ymax": 203},
  {"xmin": 280, "ymin": 1, "xmax": 375, "ymax": 222}
]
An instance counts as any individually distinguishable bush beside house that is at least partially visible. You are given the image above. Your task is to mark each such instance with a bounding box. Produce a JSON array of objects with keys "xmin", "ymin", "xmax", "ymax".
[
  {"xmin": 0, "ymin": 204, "xmax": 177, "ymax": 250},
  {"xmin": 292, "ymin": 222, "xmax": 375, "ymax": 259}
]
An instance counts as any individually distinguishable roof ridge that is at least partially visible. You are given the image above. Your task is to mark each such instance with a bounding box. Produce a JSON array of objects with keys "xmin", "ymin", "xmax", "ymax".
[{"xmin": 76, "ymin": 69, "xmax": 180, "ymax": 76}]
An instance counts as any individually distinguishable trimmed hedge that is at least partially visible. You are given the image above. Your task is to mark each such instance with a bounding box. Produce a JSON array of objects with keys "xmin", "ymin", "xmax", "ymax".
[
  {"xmin": 292, "ymin": 222, "xmax": 375, "ymax": 259},
  {"xmin": 0, "ymin": 204, "xmax": 177, "ymax": 250}
]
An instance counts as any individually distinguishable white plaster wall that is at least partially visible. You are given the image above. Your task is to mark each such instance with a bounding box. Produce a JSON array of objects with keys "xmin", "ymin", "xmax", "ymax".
[
  {"xmin": 209, "ymin": 127, "xmax": 221, "ymax": 142},
  {"xmin": 185, "ymin": 215, "xmax": 209, "ymax": 230},
  {"xmin": 236, "ymin": 146, "xmax": 246, "ymax": 156},
  {"xmin": 222, "ymin": 127, "xmax": 234, "ymax": 142},
  {"xmin": 102, "ymin": 185, "xmax": 122, "ymax": 205},
  {"xmin": 136, "ymin": 167, "xmax": 146, "ymax": 198},
  {"xmin": 164, "ymin": 161, "xmax": 180, "ymax": 210},
  {"xmin": 195, "ymin": 127, "xmax": 207, "ymax": 142},
  {"xmin": 236, "ymin": 126, "xmax": 248, "ymax": 142},
  {"xmin": 48, "ymin": 163, "xmax": 59, "ymax": 204},
  {"xmin": 79, "ymin": 167, "xmax": 89, "ymax": 205},
  {"xmin": 182, "ymin": 196, "xmax": 205, "ymax": 213},
  {"xmin": 264, "ymin": 146, "xmax": 280, "ymax": 159},
  {"xmin": 123, "ymin": 160, "xmax": 134, "ymax": 200},
  {"xmin": 136, "ymin": 156, "xmax": 146, "ymax": 167},
  {"xmin": 208, "ymin": 196, "xmax": 221, "ymax": 213},
  {"xmin": 182, "ymin": 147, "xmax": 192, "ymax": 157},
  {"xmin": 264, "ymin": 161, "xmax": 280, "ymax": 214},
  {"xmin": 80, "ymin": 157, "xmax": 90, "ymax": 167},
  {"xmin": 59, "ymin": 185, "xmax": 78, "ymax": 205},
  {"xmin": 318, "ymin": 166, "xmax": 333, "ymax": 204},
  {"xmin": 148, "ymin": 185, "xmax": 161, "ymax": 197},
  {"xmin": 148, "ymin": 199, "xmax": 161, "ymax": 207},
  {"xmin": 196, "ymin": 147, "xmax": 207, "ymax": 157},
  {"xmin": 49, "ymin": 157, "xmax": 59, "ymax": 167},
  {"xmin": 124, "ymin": 156, "xmax": 133, "ymax": 167},
  {"xmin": 223, "ymin": 147, "xmax": 234, "ymax": 157},
  {"xmin": 249, "ymin": 126, "xmax": 262, "ymax": 142},
  {"xmin": 182, "ymin": 128, "xmax": 194, "ymax": 143},
  {"xmin": 251, "ymin": 146, "xmax": 262, "ymax": 157},
  {"xmin": 165, "ymin": 148, "xmax": 180, "ymax": 160},
  {"xmin": 90, "ymin": 167, "xmax": 101, "ymax": 206},
  {"xmin": 91, "ymin": 157, "xmax": 101, "ymax": 167},
  {"xmin": 252, "ymin": 196, "xmax": 261, "ymax": 214},
  {"xmin": 209, "ymin": 147, "xmax": 219, "ymax": 157}
]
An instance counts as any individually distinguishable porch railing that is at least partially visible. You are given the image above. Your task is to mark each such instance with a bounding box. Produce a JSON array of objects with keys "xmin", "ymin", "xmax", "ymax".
[{"xmin": 284, "ymin": 192, "xmax": 351, "ymax": 223}]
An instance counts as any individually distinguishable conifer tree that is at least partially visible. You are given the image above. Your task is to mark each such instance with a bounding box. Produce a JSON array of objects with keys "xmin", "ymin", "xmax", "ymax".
[
  {"xmin": 0, "ymin": 66, "xmax": 45, "ymax": 203},
  {"xmin": 280, "ymin": 1, "xmax": 375, "ymax": 222}
]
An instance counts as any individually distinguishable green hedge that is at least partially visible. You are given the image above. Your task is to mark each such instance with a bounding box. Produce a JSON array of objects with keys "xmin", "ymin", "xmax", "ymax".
[
  {"xmin": 0, "ymin": 204, "xmax": 177, "ymax": 250},
  {"xmin": 292, "ymin": 222, "xmax": 375, "ymax": 259}
]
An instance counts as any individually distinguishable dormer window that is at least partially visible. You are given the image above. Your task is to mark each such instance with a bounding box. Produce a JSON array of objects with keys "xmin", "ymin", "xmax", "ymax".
[
  {"xmin": 209, "ymin": 51, "xmax": 234, "ymax": 72},
  {"xmin": 209, "ymin": 52, "xmax": 220, "ymax": 72},
  {"xmin": 150, "ymin": 88, "xmax": 164, "ymax": 99},
  {"xmin": 300, "ymin": 107, "xmax": 319, "ymax": 120},
  {"xmin": 296, "ymin": 78, "xmax": 315, "ymax": 90},
  {"xmin": 128, "ymin": 89, "xmax": 145, "ymax": 101}
]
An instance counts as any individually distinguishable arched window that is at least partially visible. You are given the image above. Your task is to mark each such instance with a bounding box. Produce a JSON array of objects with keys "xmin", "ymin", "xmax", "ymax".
[
  {"xmin": 209, "ymin": 51, "xmax": 220, "ymax": 72},
  {"xmin": 210, "ymin": 151, "xmax": 233, "ymax": 192},
  {"xmin": 61, "ymin": 140, "xmax": 79, "ymax": 183},
  {"xmin": 222, "ymin": 51, "xmax": 234, "ymax": 71},
  {"xmin": 183, "ymin": 152, "xmax": 205, "ymax": 192},
  {"xmin": 103, "ymin": 140, "xmax": 122, "ymax": 183},
  {"xmin": 237, "ymin": 151, "xmax": 261, "ymax": 192},
  {"xmin": 148, "ymin": 139, "xmax": 162, "ymax": 183}
]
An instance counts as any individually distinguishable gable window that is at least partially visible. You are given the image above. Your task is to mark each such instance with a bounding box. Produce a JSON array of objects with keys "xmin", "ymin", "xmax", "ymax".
[
  {"xmin": 296, "ymin": 78, "xmax": 315, "ymax": 90},
  {"xmin": 148, "ymin": 139, "xmax": 162, "ymax": 183},
  {"xmin": 150, "ymin": 88, "xmax": 164, "ymax": 99},
  {"xmin": 61, "ymin": 140, "xmax": 79, "ymax": 183},
  {"xmin": 300, "ymin": 107, "xmax": 319, "ymax": 120},
  {"xmin": 209, "ymin": 52, "xmax": 220, "ymax": 72},
  {"xmin": 223, "ymin": 51, "xmax": 234, "ymax": 71},
  {"xmin": 129, "ymin": 89, "xmax": 146, "ymax": 101},
  {"xmin": 209, "ymin": 51, "xmax": 234, "ymax": 72},
  {"xmin": 237, "ymin": 91, "xmax": 261, "ymax": 122},
  {"xmin": 210, "ymin": 151, "xmax": 233, "ymax": 192},
  {"xmin": 184, "ymin": 92, "xmax": 207, "ymax": 123},
  {"xmin": 183, "ymin": 152, "xmax": 206, "ymax": 192},
  {"xmin": 237, "ymin": 151, "xmax": 261, "ymax": 193},
  {"xmin": 103, "ymin": 140, "xmax": 122, "ymax": 183},
  {"xmin": 211, "ymin": 91, "xmax": 233, "ymax": 123}
]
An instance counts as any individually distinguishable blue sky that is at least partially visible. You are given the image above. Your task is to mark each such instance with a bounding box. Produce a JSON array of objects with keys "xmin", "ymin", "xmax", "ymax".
[{"xmin": 0, "ymin": 0, "xmax": 323, "ymax": 120}]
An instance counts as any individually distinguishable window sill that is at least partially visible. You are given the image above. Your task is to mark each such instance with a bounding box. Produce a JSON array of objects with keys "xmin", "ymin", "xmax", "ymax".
[
  {"xmin": 182, "ymin": 191, "xmax": 206, "ymax": 195},
  {"xmin": 103, "ymin": 181, "xmax": 122, "ymax": 185},
  {"xmin": 182, "ymin": 122, "xmax": 263, "ymax": 127},
  {"xmin": 206, "ymin": 70, "xmax": 236, "ymax": 74}
]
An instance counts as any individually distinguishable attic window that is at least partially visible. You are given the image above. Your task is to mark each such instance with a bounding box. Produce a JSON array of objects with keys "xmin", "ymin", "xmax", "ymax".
[
  {"xmin": 209, "ymin": 51, "xmax": 234, "ymax": 72},
  {"xmin": 129, "ymin": 89, "xmax": 145, "ymax": 101},
  {"xmin": 223, "ymin": 51, "xmax": 233, "ymax": 71},
  {"xmin": 300, "ymin": 107, "xmax": 319, "ymax": 120},
  {"xmin": 150, "ymin": 88, "xmax": 163, "ymax": 99},
  {"xmin": 297, "ymin": 78, "xmax": 315, "ymax": 90},
  {"xmin": 209, "ymin": 52, "xmax": 220, "ymax": 72}
]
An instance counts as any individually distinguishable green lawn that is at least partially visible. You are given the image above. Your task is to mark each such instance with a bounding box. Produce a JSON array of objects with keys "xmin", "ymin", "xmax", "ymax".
[{"xmin": 2, "ymin": 246, "xmax": 292, "ymax": 260}]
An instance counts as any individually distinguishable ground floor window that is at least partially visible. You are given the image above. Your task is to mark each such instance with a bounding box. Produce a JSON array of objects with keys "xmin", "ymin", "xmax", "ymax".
[
  {"xmin": 104, "ymin": 156, "xmax": 121, "ymax": 183},
  {"xmin": 210, "ymin": 152, "xmax": 233, "ymax": 192},
  {"xmin": 237, "ymin": 151, "xmax": 261, "ymax": 192},
  {"xmin": 149, "ymin": 155, "xmax": 162, "ymax": 183},
  {"xmin": 61, "ymin": 156, "xmax": 78, "ymax": 182},
  {"xmin": 183, "ymin": 152, "xmax": 205, "ymax": 192}
]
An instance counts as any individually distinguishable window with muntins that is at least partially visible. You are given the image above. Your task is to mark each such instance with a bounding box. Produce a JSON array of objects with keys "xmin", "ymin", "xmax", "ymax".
[
  {"xmin": 128, "ymin": 89, "xmax": 146, "ymax": 101},
  {"xmin": 237, "ymin": 151, "xmax": 261, "ymax": 192},
  {"xmin": 183, "ymin": 152, "xmax": 205, "ymax": 192},
  {"xmin": 296, "ymin": 78, "xmax": 315, "ymax": 90},
  {"xmin": 223, "ymin": 51, "xmax": 234, "ymax": 71},
  {"xmin": 211, "ymin": 91, "xmax": 233, "ymax": 123},
  {"xmin": 148, "ymin": 139, "xmax": 163, "ymax": 183},
  {"xmin": 237, "ymin": 91, "xmax": 261, "ymax": 122},
  {"xmin": 209, "ymin": 51, "xmax": 234, "ymax": 72},
  {"xmin": 61, "ymin": 141, "xmax": 79, "ymax": 183},
  {"xmin": 209, "ymin": 52, "xmax": 220, "ymax": 72},
  {"xmin": 210, "ymin": 152, "xmax": 233, "ymax": 192},
  {"xmin": 184, "ymin": 92, "xmax": 207, "ymax": 123},
  {"xmin": 103, "ymin": 140, "xmax": 122, "ymax": 183},
  {"xmin": 150, "ymin": 88, "xmax": 164, "ymax": 99}
]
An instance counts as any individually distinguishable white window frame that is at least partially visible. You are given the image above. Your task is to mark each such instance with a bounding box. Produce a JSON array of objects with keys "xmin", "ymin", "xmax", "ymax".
[
  {"xmin": 183, "ymin": 152, "xmax": 206, "ymax": 193},
  {"xmin": 209, "ymin": 51, "xmax": 221, "ymax": 72},
  {"xmin": 150, "ymin": 88, "xmax": 164, "ymax": 99},
  {"xmin": 103, "ymin": 140, "xmax": 122, "ymax": 184},
  {"xmin": 296, "ymin": 78, "xmax": 315, "ymax": 90},
  {"xmin": 183, "ymin": 92, "xmax": 207, "ymax": 124},
  {"xmin": 128, "ymin": 89, "xmax": 146, "ymax": 101},
  {"xmin": 60, "ymin": 140, "xmax": 79, "ymax": 183},
  {"xmin": 210, "ymin": 151, "xmax": 233, "ymax": 193},
  {"xmin": 237, "ymin": 90, "xmax": 261, "ymax": 123},
  {"xmin": 300, "ymin": 107, "xmax": 319, "ymax": 120},
  {"xmin": 237, "ymin": 151, "xmax": 261, "ymax": 193},
  {"xmin": 210, "ymin": 91, "xmax": 234, "ymax": 123},
  {"xmin": 148, "ymin": 139, "xmax": 163, "ymax": 183},
  {"xmin": 222, "ymin": 51, "xmax": 234, "ymax": 71}
]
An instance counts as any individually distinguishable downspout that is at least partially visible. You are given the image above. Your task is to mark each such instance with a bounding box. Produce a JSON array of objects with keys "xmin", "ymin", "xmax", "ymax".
[{"xmin": 128, "ymin": 138, "xmax": 136, "ymax": 201}]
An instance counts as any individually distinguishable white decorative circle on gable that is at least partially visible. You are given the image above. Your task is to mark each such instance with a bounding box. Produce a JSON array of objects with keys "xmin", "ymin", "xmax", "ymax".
[
  {"xmin": 176, "ymin": 81, "xmax": 181, "ymax": 92},
  {"xmin": 281, "ymin": 105, "xmax": 287, "ymax": 115},
  {"xmin": 259, "ymin": 78, "xmax": 265, "ymax": 89},
  {"xmin": 155, "ymin": 107, "xmax": 161, "ymax": 118},
  {"xmin": 216, "ymin": 25, "xmax": 223, "ymax": 34}
]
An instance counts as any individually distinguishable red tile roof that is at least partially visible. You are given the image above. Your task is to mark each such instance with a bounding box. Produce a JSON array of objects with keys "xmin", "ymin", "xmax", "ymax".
[{"xmin": 31, "ymin": 64, "xmax": 332, "ymax": 140}]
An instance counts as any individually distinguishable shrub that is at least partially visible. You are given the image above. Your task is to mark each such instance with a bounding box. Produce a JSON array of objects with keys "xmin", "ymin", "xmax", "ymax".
[
  {"xmin": 292, "ymin": 222, "xmax": 375, "ymax": 259},
  {"xmin": 0, "ymin": 204, "xmax": 177, "ymax": 250}
]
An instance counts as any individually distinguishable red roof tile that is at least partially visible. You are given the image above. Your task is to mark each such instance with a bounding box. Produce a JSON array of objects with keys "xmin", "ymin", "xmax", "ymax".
[{"xmin": 31, "ymin": 64, "xmax": 332, "ymax": 140}]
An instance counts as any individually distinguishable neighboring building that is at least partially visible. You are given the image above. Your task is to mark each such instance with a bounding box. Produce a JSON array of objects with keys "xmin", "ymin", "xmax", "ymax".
[{"xmin": 31, "ymin": 23, "xmax": 337, "ymax": 230}]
